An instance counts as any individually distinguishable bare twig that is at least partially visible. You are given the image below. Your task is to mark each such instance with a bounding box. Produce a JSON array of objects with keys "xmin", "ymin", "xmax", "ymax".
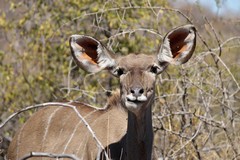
[
  {"xmin": 169, "ymin": 121, "xmax": 203, "ymax": 158},
  {"xmin": 204, "ymin": 17, "xmax": 222, "ymax": 61},
  {"xmin": 20, "ymin": 152, "xmax": 80, "ymax": 160}
]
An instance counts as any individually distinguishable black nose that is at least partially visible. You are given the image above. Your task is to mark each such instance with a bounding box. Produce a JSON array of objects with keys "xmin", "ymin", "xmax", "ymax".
[{"xmin": 130, "ymin": 87, "xmax": 144, "ymax": 97}]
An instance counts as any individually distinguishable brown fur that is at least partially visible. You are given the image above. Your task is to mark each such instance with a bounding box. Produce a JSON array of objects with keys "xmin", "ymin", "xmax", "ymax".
[{"xmin": 7, "ymin": 92, "xmax": 127, "ymax": 160}]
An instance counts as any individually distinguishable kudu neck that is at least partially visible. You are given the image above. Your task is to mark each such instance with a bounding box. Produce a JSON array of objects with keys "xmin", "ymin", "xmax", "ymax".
[{"xmin": 126, "ymin": 98, "xmax": 154, "ymax": 160}]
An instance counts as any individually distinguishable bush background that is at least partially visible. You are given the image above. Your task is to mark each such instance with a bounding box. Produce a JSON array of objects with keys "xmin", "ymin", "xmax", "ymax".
[{"xmin": 0, "ymin": 0, "xmax": 240, "ymax": 159}]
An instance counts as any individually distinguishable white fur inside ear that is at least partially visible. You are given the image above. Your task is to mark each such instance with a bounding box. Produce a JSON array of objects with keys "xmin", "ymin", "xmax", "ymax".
[
  {"xmin": 70, "ymin": 35, "xmax": 117, "ymax": 73},
  {"xmin": 97, "ymin": 45, "xmax": 116, "ymax": 69},
  {"xmin": 158, "ymin": 38, "xmax": 175, "ymax": 64},
  {"xmin": 157, "ymin": 25, "xmax": 196, "ymax": 65},
  {"xmin": 72, "ymin": 41, "xmax": 101, "ymax": 72}
]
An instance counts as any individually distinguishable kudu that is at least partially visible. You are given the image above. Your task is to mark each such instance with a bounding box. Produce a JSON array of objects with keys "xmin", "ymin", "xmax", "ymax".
[{"xmin": 7, "ymin": 25, "xmax": 196, "ymax": 160}]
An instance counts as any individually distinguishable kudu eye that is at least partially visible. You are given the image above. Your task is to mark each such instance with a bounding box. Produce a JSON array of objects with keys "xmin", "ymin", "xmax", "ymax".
[
  {"xmin": 113, "ymin": 67, "xmax": 125, "ymax": 77},
  {"xmin": 150, "ymin": 64, "xmax": 162, "ymax": 74}
]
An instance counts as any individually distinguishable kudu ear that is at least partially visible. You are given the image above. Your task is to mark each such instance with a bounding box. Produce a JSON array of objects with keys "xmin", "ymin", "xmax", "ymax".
[
  {"xmin": 69, "ymin": 35, "xmax": 116, "ymax": 73},
  {"xmin": 158, "ymin": 25, "xmax": 196, "ymax": 65}
]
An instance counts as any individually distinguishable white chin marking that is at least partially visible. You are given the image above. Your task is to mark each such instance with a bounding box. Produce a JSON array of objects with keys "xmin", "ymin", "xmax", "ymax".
[
  {"xmin": 125, "ymin": 101, "xmax": 138, "ymax": 109},
  {"xmin": 124, "ymin": 94, "xmax": 148, "ymax": 112}
]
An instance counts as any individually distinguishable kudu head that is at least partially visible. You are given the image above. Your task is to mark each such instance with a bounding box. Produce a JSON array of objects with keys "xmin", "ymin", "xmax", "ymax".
[{"xmin": 69, "ymin": 25, "xmax": 196, "ymax": 115}]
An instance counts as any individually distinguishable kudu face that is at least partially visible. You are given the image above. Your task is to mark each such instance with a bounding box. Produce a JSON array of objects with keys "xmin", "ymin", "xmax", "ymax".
[
  {"xmin": 70, "ymin": 25, "xmax": 196, "ymax": 115},
  {"xmin": 116, "ymin": 54, "xmax": 158, "ymax": 114}
]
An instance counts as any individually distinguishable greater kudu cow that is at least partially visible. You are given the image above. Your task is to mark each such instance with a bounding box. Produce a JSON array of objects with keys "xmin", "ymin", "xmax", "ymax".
[{"xmin": 7, "ymin": 25, "xmax": 196, "ymax": 160}]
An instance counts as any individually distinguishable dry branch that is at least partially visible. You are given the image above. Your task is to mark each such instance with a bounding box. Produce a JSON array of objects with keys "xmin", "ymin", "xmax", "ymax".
[{"xmin": 20, "ymin": 152, "xmax": 80, "ymax": 160}]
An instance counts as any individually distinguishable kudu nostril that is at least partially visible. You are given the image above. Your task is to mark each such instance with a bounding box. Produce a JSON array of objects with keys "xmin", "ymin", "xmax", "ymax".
[
  {"xmin": 130, "ymin": 89, "xmax": 135, "ymax": 94},
  {"xmin": 139, "ymin": 88, "xmax": 144, "ymax": 94},
  {"xmin": 130, "ymin": 87, "xmax": 144, "ymax": 97}
]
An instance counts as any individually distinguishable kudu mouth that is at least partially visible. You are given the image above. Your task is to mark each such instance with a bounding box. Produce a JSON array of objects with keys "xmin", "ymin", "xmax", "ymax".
[
  {"xmin": 124, "ymin": 92, "xmax": 149, "ymax": 111},
  {"xmin": 126, "ymin": 94, "xmax": 147, "ymax": 102}
]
